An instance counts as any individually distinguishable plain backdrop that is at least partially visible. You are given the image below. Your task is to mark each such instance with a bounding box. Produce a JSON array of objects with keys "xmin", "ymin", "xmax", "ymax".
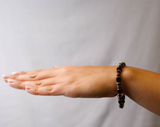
[{"xmin": 0, "ymin": 0, "xmax": 160, "ymax": 127}]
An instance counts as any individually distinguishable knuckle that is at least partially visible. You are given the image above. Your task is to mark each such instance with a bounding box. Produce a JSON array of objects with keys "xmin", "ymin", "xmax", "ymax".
[
  {"xmin": 35, "ymin": 87, "xmax": 39, "ymax": 92},
  {"xmin": 10, "ymin": 74, "xmax": 18, "ymax": 79},
  {"xmin": 17, "ymin": 81, "xmax": 24, "ymax": 89},
  {"xmin": 30, "ymin": 73, "xmax": 37, "ymax": 79},
  {"xmin": 30, "ymin": 69, "xmax": 42, "ymax": 79},
  {"xmin": 30, "ymin": 73, "xmax": 39, "ymax": 79},
  {"xmin": 50, "ymin": 87, "xmax": 59, "ymax": 95},
  {"xmin": 17, "ymin": 80, "xmax": 21, "ymax": 86},
  {"xmin": 34, "ymin": 87, "xmax": 39, "ymax": 95},
  {"xmin": 47, "ymin": 86, "xmax": 52, "ymax": 91},
  {"xmin": 35, "ymin": 81, "xmax": 42, "ymax": 86},
  {"xmin": 21, "ymin": 71, "xmax": 26, "ymax": 75}
]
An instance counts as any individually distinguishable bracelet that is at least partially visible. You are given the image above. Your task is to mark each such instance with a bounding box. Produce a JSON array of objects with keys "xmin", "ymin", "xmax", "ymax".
[{"xmin": 116, "ymin": 62, "xmax": 126, "ymax": 108}]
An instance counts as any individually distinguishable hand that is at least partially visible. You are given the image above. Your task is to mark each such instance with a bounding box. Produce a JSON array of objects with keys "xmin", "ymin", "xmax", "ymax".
[{"xmin": 2, "ymin": 66, "xmax": 117, "ymax": 98}]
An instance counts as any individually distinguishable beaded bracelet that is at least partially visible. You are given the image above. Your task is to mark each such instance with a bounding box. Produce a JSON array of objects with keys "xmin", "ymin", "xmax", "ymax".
[{"xmin": 116, "ymin": 62, "xmax": 126, "ymax": 108}]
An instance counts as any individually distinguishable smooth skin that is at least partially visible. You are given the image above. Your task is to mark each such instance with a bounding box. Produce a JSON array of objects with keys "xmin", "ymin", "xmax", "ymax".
[{"xmin": 2, "ymin": 65, "xmax": 160, "ymax": 116}]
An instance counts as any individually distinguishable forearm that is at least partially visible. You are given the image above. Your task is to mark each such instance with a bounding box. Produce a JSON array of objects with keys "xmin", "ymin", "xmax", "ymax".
[{"xmin": 121, "ymin": 66, "xmax": 160, "ymax": 116}]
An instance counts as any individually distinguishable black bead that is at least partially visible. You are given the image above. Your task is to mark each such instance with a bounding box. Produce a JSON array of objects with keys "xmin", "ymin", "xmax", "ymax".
[
  {"xmin": 117, "ymin": 82, "xmax": 121, "ymax": 85},
  {"xmin": 122, "ymin": 100, "xmax": 125, "ymax": 103},
  {"xmin": 118, "ymin": 95, "xmax": 123, "ymax": 101},
  {"xmin": 122, "ymin": 95, "xmax": 125, "ymax": 99},
  {"xmin": 117, "ymin": 67, "xmax": 121, "ymax": 71},
  {"xmin": 116, "ymin": 77, "xmax": 121, "ymax": 82},
  {"xmin": 118, "ymin": 100, "xmax": 123, "ymax": 103},
  {"xmin": 117, "ymin": 73, "xmax": 120, "ymax": 77},
  {"xmin": 117, "ymin": 86, "xmax": 122, "ymax": 90},
  {"xmin": 118, "ymin": 89, "xmax": 122, "ymax": 94},
  {"xmin": 119, "ymin": 104, "xmax": 124, "ymax": 108},
  {"xmin": 117, "ymin": 70, "xmax": 121, "ymax": 73},
  {"xmin": 118, "ymin": 98, "xmax": 122, "ymax": 101}
]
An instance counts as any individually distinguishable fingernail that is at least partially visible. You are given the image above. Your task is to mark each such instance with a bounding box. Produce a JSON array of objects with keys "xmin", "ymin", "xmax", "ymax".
[
  {"xmin": 7, "ymin": 79, "xmax": 16, "ymax": 83},
  {"xmin": 25, "ymin": 86, "xmax": 32, "ymax": 91},
  {"xmin": 12, "ymin": 71, "xmax": 21, "ymax": 75},
  {"xmin": 2, "ymin": 75, "xmax": 11, "ymax": 78}
]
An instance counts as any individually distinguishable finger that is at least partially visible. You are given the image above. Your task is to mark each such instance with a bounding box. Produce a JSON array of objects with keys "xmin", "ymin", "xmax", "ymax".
[
  {"xmin": 7, "ymin": 79, "xmax": 23, "ymax": 89},
  {"xmin": 7, "ymin": 77, "xmax": 61, "ymax": 90},
  {"xmin": 2, "ymin": 75, "xmax": 12, "ymax": 83},
  {"xmin": 25, "ymin": 85, "xmax": 63, "ymax": 96},
  {"xmin": 9, "ymin": 68, "xmax": 59, "ymax": 81}
]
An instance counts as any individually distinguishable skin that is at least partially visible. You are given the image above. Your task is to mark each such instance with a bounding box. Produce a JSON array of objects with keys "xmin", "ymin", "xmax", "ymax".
[{"xmin": 2, "ymin": 65, "xmax": 160, "ymax": 116}]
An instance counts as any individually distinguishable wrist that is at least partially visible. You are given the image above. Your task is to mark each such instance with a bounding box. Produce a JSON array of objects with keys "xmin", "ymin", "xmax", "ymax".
[{"xmin": 120, "ymin": 66, "xmax": 133, "ymax": 96}]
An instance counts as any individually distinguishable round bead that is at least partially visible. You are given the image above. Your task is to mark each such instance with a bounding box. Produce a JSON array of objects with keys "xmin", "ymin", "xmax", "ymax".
[
  {"xmin": 117, "ymin": 89, "xmax": 122, "ymax": 93},
  {"xmin": 116, "ymin": 77, "xmax": 121, "ymax": 82}
]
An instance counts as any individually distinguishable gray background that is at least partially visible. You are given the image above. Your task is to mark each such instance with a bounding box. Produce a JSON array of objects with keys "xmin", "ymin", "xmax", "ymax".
[{"xmin": 0, "ymin": 0, "xmax": 160, "ymax": 127}]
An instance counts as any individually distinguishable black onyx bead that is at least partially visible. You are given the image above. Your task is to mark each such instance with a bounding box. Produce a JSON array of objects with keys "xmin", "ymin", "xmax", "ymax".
[
  {"xmin": 118, "ymin": 101, "xmax": 123, "ymax": 103},
  {"xmin": 117, "ymin": 87, "xmax": 122, "ymax": 91},
  {"xmin": 118, "ymin": 95, "xmax": 123, "ymax": 100},
  {"xmin": 122, "ymin": 100, "xmax": 125, "ymax": 103},
  {"xmin": 116, "ymin": 77, "xmax": 121, "ymax": 82},
  {"xmin": 117, "ymin": 70, "xmax": 121, "ymax": 73},
  {"xmin": 118, "ymin": 97, "xmax": 123, "ymax": 101},
  {"xmin": 117, "ymin": 73, "xmax": 120, "ymax": 77},
  {"xmin": 117, "ymin": 67, "xmax": 121, "ymax": 71},
  {"xmin": 118, "ymin": 89, "xmax": 122, "ymax": 94},
  {"xmin": 122, "ymin": 95, "xmax": 125, "ymax": 99},
  {"xmin": 119, "ymin": 104, "xmax": 124, "ymax": 108}
]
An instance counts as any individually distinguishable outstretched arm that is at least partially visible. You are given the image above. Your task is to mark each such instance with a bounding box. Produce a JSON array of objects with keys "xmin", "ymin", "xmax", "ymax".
[{"xmin": 2, "ymin": 65, "xmax": 160, "ymax": 116}]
